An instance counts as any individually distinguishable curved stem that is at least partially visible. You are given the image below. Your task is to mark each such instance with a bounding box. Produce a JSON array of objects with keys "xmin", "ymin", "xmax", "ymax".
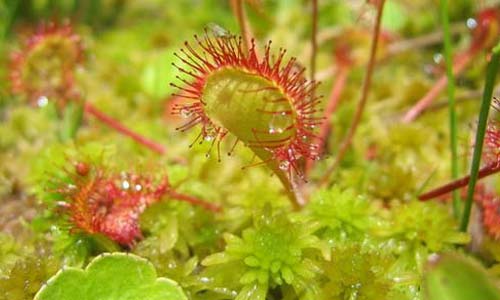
[
  {"xmin": 230, "ymin": 0, "xmax": 252, "ymax": 54},
  {"xmin": 310, "ymin": 0, "xmax": 318, "ymax": 84},
  {"xmin": 168, "ymin": 190, "xmax": 221, "ymax": 212},
  {"xmin": 320, "ymin": 0, "xmax": 386, "ymax": 186},
  {"xmin": 84, "ymin": 102, "xmax": 166, "ymax": 155},
  {"xmin": 419, "ymin": 163, "xmax": 500, "ymax": 201}
]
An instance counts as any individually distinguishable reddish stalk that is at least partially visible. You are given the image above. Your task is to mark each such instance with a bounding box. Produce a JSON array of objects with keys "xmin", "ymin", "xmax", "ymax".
[
  {"xmin": 419, "ymin": 162, "xmax": 500, "ymax": 201},
  {"xmin": 401, "ymin": 49, "xmax": 479, "ymax": 123},
  {"xmin": 84, "ymin": 102, "xmax": 166, "ymax": 155},
  {"xmin": 305, "ymin": 65, "xmax": 350, "ymax": 174},
  {"xmin": 168, "ymin": 190, "xmax": 221, "ymax": 212},
  {"xmin": 230, "ymin": 0, "xmax": 253, "ymax": 53},
  {"xmin": 310, "ymin": 0, "xmax": 318, "ymax": 84},
  {"xmin": 319, "ymin": 0, "xmax": 386, "ymax": 186},
  {"xmin": 402, "ymin": 7, "xmax": 500, "ymax": 123}
]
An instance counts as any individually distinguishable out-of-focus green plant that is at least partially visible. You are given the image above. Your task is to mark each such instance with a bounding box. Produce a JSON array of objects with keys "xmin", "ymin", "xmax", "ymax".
[
  {"xmin": 197, "ymin": 205, "xmax": 329, "ymax": 300},
  {"xmin": 387, "ymin": 201, "xmax": 470, "ymax": 273},
  {"xmin": 34, "ymin": 253, "xmax": 187, "ymax": 300},
  {"xmin": 304, "ymin": 186, "xmax": 383, "ymax": 246},
  {"xmin": 423, "ymin": 253, "xmax": 500, "ymax": 300}
]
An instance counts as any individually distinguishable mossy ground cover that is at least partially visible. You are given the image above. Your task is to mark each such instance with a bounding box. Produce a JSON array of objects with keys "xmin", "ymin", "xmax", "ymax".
[{"xmin": 1, "ymin": 1, "xmax": 500, "ymax": 300}]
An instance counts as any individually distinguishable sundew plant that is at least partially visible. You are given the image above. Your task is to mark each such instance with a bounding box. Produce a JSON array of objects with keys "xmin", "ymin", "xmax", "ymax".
[{"xmin": 3, "ymin": 1, "xmax": 500, "ymax": 299}]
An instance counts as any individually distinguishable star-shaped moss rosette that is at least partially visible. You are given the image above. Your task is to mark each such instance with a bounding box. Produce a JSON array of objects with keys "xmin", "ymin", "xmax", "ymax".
[
  {"xmin": 9, "ymin": 21, "xmax": 83, "ymax": 108},
  {"xmin": 200, "ymin": 206, "xmax": 330, "ymax": 300},
  {"xmin": 171, "ymin": 32, "xmax": 322, "ymax": 206},
  {"xmin": 318, "ymin": 245, "xmax": 400, "ymax": 300},
  {"xmin": 304, "ymin": 186, "xmax": 382, "ymax": 245},
  {"xmin": 387, "ymin": 201, "xmax": 469, "ymax": 273},
  {"xmin": 34, "ymin": 253, "xmax": 187, "ymax": 300}
]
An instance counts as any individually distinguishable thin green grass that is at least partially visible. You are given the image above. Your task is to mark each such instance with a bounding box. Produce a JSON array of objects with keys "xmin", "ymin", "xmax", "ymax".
[{"xmin": 460, "ymin": 43, "xmax": 500, "ymax": 232}]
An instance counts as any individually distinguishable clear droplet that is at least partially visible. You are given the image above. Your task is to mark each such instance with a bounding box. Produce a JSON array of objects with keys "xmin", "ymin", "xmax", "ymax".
[
  {"xmin": 135, "ymin": 184, "xmax": 142, "ymax": 191},
  {"xmin": 279, "ymin": 160, "xmax": 290, "ymax": 171},
  {"xmin": 466, "ymin": 18, "xmax": 477, "ymax": 29},
  {"xmin": 180, "ymin": 108, "xmax": 191, "ymax": 118},
  {"xmin": 122, "ymin": 180, "xmax": 130, "ymax": 190},
  {"xmin": 268, "ymin": 125, "xmax": 283, "ymax": 134},
  {"xmin": 433, "ymin": 53, "xmax": 443, "ymax": 64},
  {"xmin": 204, "ymin": 134, "xmax": 214, "ymax": 142},
  {"xmin": 37, "ymin": 96, "xmax": 48, "ymax": 107}
]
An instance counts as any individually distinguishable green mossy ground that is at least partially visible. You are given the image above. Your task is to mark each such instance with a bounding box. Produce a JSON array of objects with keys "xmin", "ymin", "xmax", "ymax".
[{"xmin": 1, "ymin": 1, "xmax": 500, "ymax": 300}]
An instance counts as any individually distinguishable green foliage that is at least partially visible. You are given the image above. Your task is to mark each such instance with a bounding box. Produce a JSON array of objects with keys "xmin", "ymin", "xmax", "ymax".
[
  {"xmin": 390, "ymin": 201, "xmax": 469, "ymax": 252},
  {"xmin": 305, "ymin": 186, "xmax": 382, "ymax": 245},
  {"xmin": 387, "ymin": 201, "xmax": 470, "ymax": 274},
  {"xmin": 34, "ymin": 253, "xmax": 187, "ymax": 300},
  {"xmin": 199, "ymin": 206, "xmax": 329, "ymax": 300},
  {"xmin": 0, "ymin": 247, "xmax": 60, "ymax": 300},
  {"xmin": 319, "ymin": 245, "xmax": 398, "ymax": 300},
  {"xmin": 423, "ymin": 253, "xmax": 500, "ymax": 300},
  {"xmin": 2, "ymin": 1, "xmax": 500, "ymax": 300}
]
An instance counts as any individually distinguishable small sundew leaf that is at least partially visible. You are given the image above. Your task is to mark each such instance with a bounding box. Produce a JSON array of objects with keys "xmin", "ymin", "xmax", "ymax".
[
  {"xmin": 423, "ymin": 254, "xmax": 500, "ymax": 300},
  {"xmin": 34, "ymin": 253, "xmax": 188, "ymax": 300}
]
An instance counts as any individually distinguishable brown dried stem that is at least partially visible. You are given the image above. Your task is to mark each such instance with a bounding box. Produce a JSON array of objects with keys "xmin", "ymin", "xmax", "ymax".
[{"xmin": 320, "ymin": 0, "xmax": 386, "ymax": 185}]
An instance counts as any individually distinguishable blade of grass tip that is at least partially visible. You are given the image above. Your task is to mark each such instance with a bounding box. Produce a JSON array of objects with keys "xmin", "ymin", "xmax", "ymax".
[
  {"xmin": 440, "ymin": 0, "xmax": 460, "ymax": 218},
  {"xmin": 460, "ymin": 43, "xmax": 500, "ymax": 232}
]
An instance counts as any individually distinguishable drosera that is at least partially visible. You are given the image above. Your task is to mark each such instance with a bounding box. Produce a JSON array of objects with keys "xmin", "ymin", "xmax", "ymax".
[
  {"xmin": 51, "ymin": 161, "xmax": 220, "ymax": 248},
  {"xmin": 9, "ymin": 20, "xmax": 83, "ymax": 110},
  {"xmin": 171, "ymin": 30, "xmax": 323, "ymax": 207},
  {"xmin": 9, "ymin": 20, "xmax": 166, "ymax": 154}
]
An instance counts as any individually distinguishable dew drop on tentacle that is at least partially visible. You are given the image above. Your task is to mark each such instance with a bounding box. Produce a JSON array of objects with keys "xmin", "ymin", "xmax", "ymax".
[
  {"xmin": 122, "ymin": 180, "xmax": 130, "ymax": 190},
  {"xmin": 279, "ymin": 160, "xmax": 290, "ymax": 171},
  {"xmin": 180, "ymin": 107, "xmax": 191, "ymax": 118}
]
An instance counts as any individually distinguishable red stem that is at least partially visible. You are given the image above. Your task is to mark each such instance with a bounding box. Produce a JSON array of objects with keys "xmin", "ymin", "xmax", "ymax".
[
  {"xmin": 419, "ymin": 162, "xmax": 500, "ymax": 201},
  {"xmin": 402, "ymin": 49, "xmax": 479, "ymax": 123},
  {"xmin": 311, "ymin": 0, "xmax": 318, "ymax": 84},
  {"xmin": 319, "ymin": 0, "xmax": 386, "ymax": 186},
  {"xmin": 84, "ymin": 102, "xmax": 166, "ymax": 155},
  {"xmin": 168, "ymin": 190, "xmax": 221, "ymax": 212},
  {"xmin": 305, "ymin": 65, "xmax": 350, "ymax": 174},
  {"xmin": 230, "ymin": 0, "xmax": 252, "ymax": 54}
]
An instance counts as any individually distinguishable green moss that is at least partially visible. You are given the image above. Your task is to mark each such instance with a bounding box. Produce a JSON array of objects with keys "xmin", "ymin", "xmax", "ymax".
[{"xmin": 199, "ymin": 206, "xmax": 329, "ymax": 300}]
